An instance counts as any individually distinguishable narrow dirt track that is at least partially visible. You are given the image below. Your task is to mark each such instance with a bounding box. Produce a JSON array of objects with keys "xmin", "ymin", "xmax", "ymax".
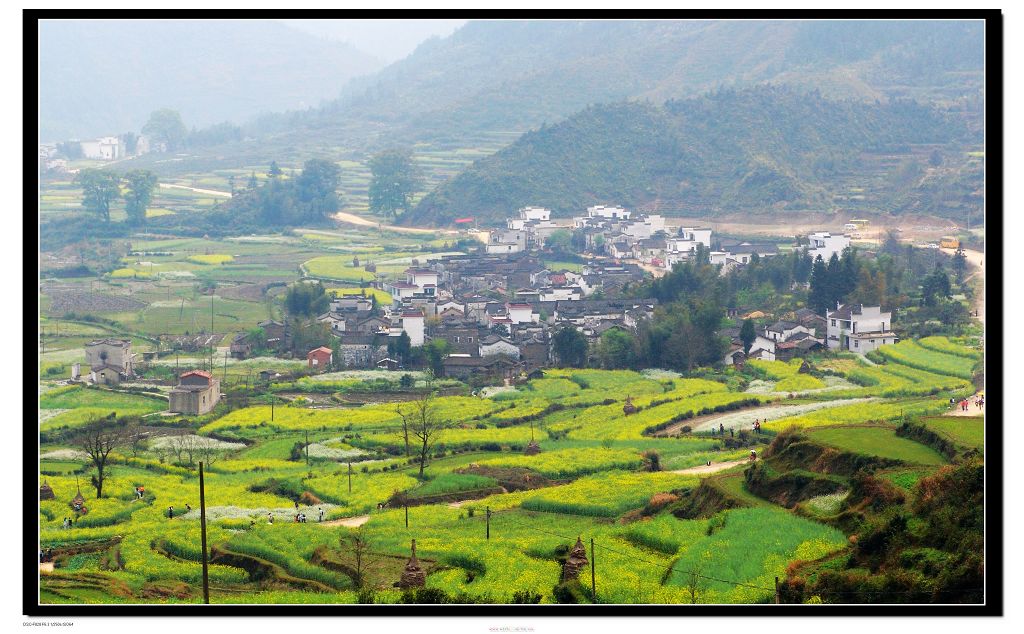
[
  {"xmin": 333, "ymin": 211, "xmax": 457, "ymax": 235},
  {"xmin": 158, "ymin": 183, "xmax": 232, "ymax": 198},
  {"xmin": 671, "ymin": 459, "xmax": 748, "ymax": 476},
  {"xmin": 319, "ymin": 514, "xmax": 371, "ymax": 528}
]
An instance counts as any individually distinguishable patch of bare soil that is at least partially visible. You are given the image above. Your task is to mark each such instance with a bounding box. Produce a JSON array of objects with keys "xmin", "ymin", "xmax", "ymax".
[{"xmin": 671, "ymin": 459, "xmax": 747, "ymax": 476}]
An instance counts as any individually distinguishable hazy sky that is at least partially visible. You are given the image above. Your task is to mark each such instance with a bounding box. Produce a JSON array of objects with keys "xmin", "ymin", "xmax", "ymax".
[{"xmin": 280, "ymin": 19, "xmax": 467, "ymax": 64}]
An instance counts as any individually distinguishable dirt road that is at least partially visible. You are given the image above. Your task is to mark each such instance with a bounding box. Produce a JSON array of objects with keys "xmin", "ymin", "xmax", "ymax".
[
  {"xmin": 159, "ymin": 183, "xmax": 232, "ymax": 198},
  {"xmin": 332, "ymin": 211, "xmax": 456, "ymax": 235},
  {"xmin": 672, "ymin": 459, "xmax": 747, "ymax": 476},
  {"xmin": 319, "ymin": 514, "xmax": 371, "ymax": 528},
  {"xmin": 944, "ymin": 393, "xmax": 986, "ymax": 417}
]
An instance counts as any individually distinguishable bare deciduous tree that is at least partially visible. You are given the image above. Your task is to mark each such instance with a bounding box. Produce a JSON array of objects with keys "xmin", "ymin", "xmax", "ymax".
[
  {"xmin": 70, "ymin": 413, "xmax": 132, "ymax": 498},
  {"xmin": 340, "ymin": 527, "xmax": 378, "ymax": 589},
  {"xmin": 169, "ymin": 432, "xmax": 200, "ymax": 467},
  {"xmin": 406, "ymin": 391, "xmax": 447, "ymax": 477},
  {"xmin": 683, "ymin": 550, "xmax": 713, "ymax": 604}
]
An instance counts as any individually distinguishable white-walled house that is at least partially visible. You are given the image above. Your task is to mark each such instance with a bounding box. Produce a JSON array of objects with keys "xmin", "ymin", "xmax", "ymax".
[
  {"xmin": 586, "ymin": 205, "xmax": 631, "ymax": 221},
  {"xmin": 485, "ymin": 229, "xmax": 527, "ymax": 254},
  {"xmin": 807, "ymin": 232, "xmax": 851, "ymax": 262},
  {"xmin": 397, "ymin": 311, "xmax": 425, "ymax": 347},
  {"xmin": 479, "ymin": 335, "xmax": 520, "ymax": 358},
  {"xmin": 764, "ymin": 321, "xmax": 813, "ymax": 343},
  {"xmin": 826, "ymin": 304, "xmax": 896, "ymax": 353},
  {"xmin": 506, "ymin": 302, "xmax": 536, "ymax": 324},
  {"xmin": 80, "ymin": 136, "xmax": 123, "ymax": 161}
]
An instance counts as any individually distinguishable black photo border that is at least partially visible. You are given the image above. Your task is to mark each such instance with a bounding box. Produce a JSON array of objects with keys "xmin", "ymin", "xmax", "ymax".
[{"xmin": 23, "ymin": 7, "xmax": 1004, "ymax": 618}]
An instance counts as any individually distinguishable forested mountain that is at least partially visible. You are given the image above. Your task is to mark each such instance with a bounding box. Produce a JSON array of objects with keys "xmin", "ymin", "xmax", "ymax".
[
  {"xmin": 245, "ymin": 20, "xmax": 983, "ymax": 150},
  {"xmin": 405, "ymin": 87, "xmax": 982, "ymax": 225},
  {"xmin": 38, "ymin": 20, "xmax": 383, "ymax": 141}
]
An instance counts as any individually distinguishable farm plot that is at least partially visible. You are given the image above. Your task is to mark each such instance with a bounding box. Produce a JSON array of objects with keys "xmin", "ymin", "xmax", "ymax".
[
  {"xmin": 685, "ymin": 397, "xmax": 878, "ymax": 433},
  {"xmin": 919, "ymin": 416, "xmax": 984, "ymax": 451},
  {"xmin": 873, "ymin": 340, "xmax": 974, "ymax": 380},
  {"xmin": 473, "ymin": 448, "xmax": 643, "ymax": 479},
  {"xmin": 761, "ymin": 398, "xmax": 947, "ymax": 432},
  {"xmin": 804, "ymin": 426, "xmax": 947, "ymax": 465},
  {"xmin": 39, "ymin": 386, "xmax": 166, "ymax": 432},
  {"xmin": 664, "ymin": 508, "xmax": 847, "ymax": 603}
]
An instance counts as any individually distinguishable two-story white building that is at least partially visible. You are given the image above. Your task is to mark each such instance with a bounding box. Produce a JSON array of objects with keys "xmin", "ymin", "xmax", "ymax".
[
  {"xmin": 826, "ymin": 304, "xmax": 897, "ymax": 353},
  {"xmin": 485, "ymin": 229, "xmax": 527, "ymax": 254},
  {"xmin": 807, "ymin": 232, "xmax": 852, "ymax": 262}
]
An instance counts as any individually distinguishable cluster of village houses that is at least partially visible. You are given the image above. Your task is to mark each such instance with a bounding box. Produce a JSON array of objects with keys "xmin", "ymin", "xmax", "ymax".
[
  {"xmin": 38, "ymin": 135, "xmax": 155, "ymax": 173},
  {"xmin": 70, "ymin": 205, "xmax": 896, "ymax": 416}
]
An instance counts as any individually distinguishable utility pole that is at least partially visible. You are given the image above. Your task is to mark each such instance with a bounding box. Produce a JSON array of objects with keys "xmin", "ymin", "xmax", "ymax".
[
  {"xmin": 271, "ymin": 394, "xmax": 275, "ymax": 421},
  {"xmin": 199, "ymin": 461, "xmax": 210, "ymax": 604},
  {"xmin": 404, "ymin": 500, "xmax": 409, "ymax": 529},
  {"xmin": 223, "ymin": 349, "xmax": 228, "ymax": 380},
  {"xmin": 590, "ymin": 538, "xmax": 596, "ymax": 603},
  {"xmin": 305, "ymin": 430, "xmax": 310, "ymax": 471},
  {"xmin": 348, "ymin": 462, "xmax": 352, "ymax": 493},
  {"xmin": 775, "ymin": 576, "xmax": 780, "ymax": 604},
  {"xmin": 486, "ymin": 506, "xmax": 491, "ymax": 540}
]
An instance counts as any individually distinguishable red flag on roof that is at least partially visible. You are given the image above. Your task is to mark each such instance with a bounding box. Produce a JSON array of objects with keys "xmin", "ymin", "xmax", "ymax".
[{"xmin": 454, "ymin": 217, "xmax": 475, "ymax": 223}]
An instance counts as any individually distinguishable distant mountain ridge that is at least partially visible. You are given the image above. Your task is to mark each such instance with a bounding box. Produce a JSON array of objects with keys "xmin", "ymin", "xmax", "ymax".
[
  {"xmin": 38, "ymin": 20, "xmax": 384, "ymax": 141},
  {"xmin": 247, "ymin": 19, "xmax": 983, "ymax": 150},
  {"xmin": 404, "ymin": 86, "xmax": 982, "ymax": 226}
]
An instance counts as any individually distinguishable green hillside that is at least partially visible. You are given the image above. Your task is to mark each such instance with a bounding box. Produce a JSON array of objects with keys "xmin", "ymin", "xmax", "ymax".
[{"xmin": 406, "ymin": 86, "xmax": 981, "ymax": 225}]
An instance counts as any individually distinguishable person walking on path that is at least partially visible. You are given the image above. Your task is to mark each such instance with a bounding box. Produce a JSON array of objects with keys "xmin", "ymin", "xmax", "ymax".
[
  {"xmin": 318, "ymin": 508, "xmax": 324, "ymax": 522},
  {"xmin": 185, "ymin": 503, "xmax": 192, "ymax": 514},
  {"xmin": 268, "ymin": 512, "xmax": 274, "ymax": 524},
  {"xmin": 719, "ymin": 423, "xmax": 725, "ymax": 435},
  {"xmin": 168, "ymin": 506, "xmax": 174, "ymax": 519}
]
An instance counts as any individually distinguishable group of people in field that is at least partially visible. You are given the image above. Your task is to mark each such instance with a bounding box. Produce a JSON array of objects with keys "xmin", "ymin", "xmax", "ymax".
[{"xmin": 752, "ymin": 419, "xmax": 765, "ymax": 434}]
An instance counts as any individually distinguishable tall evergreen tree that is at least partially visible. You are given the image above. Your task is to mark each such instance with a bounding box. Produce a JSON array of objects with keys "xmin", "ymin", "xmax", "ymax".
[{"xmin": 808, "ymin": 255, "xmax": 830, "ymax": 314}]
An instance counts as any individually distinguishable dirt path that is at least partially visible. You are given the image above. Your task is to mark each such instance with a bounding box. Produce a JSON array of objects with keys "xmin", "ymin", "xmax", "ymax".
[
  {"xmin": 159, "ymin": 183, "xmax": 233, "ymax": 198},
  {"xmin": 332, "ymin": 211, "xmax": 457, "ymax": 235},
  {"xmin": 319, "ymin": 514, "xmax": 371, "ymax": 528},
  {"xmin": 943, "ymin": 393, "xmax": 986, "ymax": 417},
  {"xmin": 671, "ymin": 459, "xmax": 747, "ymax": 476}
]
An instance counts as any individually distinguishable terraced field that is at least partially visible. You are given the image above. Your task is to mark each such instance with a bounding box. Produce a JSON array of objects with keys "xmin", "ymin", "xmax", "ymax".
[{"xmin": 38, "ymin": 337, "xmax": 981, "ymax": 604}]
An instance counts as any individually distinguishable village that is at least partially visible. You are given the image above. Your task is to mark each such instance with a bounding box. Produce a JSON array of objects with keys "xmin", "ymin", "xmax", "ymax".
[{"xmin": 65, "ymin": 203, "xmax": 900, "ymax": 416}]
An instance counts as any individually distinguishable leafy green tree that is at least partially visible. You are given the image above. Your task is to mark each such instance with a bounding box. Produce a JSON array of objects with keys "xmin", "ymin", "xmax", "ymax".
[
  {"xmin": 119, "ymin": 132, "xmax": 138, "ymax": 155},
  {"xmin": 808, "ymin": 255, "xmax": 831, "ymax": 314},
  {"xmin": 57, "ymin": 140, "xmax": 83, "ymax": 159},
  {"xmin": 545, "ymin": 229, "xmax": 572, "ymax": 253},
  {"xmin": 595, "ymin": 328, "xmax": 636, "ymax": 369},
  {"xmin": 552, "ymin": 326, "xmax": 588, "ymax": 368},
  {"xmin": 122, "ymin": 170, "xmax": 158, "ymax": 226},
  {"xmin": 739, "ymin": 318, "xmax": 757, "ymax": 354},
  {"xmin": 296, "ymin": 159, "xmax": 341, "ymax": 220},
  {"xmin": 142, "ymin": 109, "xmax": 188, "ymax": 152},
  {"xmin": 423, "ymin": 339, "xmax": 452, "ymax": 377},
  {"xmin": 268, "ymin": 161, "xmax": 283, "ymax": 179},
  {"xmin": 368, "ymin": 149, "xmax": 421, "ymax": 219},
  {"xmin": 389, "ymin": 331, "xmax": 412, "ymax": 364},
  {"xmin": 952, "ymin": 247, "xmax": 967, "ymax": 284},
  {"xmin": 76, "ymin": 169, "xmax": 121, "ymax": 223},
  {"xmin": 284, "ymin": 281, "xmax": 329, "ymax": 317},
  {"xmin": 921, "ymin": 264, "xmax": 951, "ymax": 307}
]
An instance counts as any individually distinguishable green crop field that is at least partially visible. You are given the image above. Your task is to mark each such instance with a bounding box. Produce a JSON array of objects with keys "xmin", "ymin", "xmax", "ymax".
[
  {"xmin": 804, "ymin": 426, "xmax": 947, "ymax": 465},
  {"xmin": 919, "ymin": 416, "xmax": 984, "ymax": 451}
]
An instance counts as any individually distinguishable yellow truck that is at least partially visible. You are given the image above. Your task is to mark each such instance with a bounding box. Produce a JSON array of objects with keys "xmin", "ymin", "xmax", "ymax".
[{"xmin": 940, "ymin": 236, "xmax": 961, "ymax": 249}]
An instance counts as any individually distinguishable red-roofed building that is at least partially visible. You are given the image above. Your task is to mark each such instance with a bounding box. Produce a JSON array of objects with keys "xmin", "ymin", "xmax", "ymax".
[
  {"xmin": 307, "ymin": 346, "xmax": 334, "ymax": 372},
  {"xmin": 169, "ymin": 370, "xmax": 221, "ymax": 415}
]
